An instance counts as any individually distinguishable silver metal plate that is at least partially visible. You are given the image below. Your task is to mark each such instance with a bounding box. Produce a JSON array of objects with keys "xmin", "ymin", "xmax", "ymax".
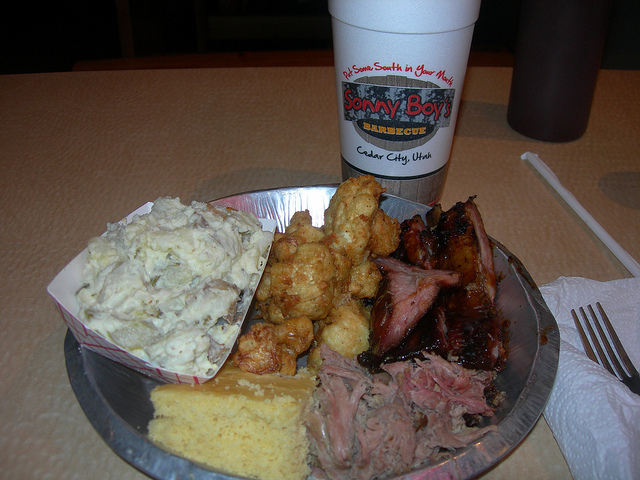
[{"xmin": 64, "ymin": 185, "xmax": 559, "ymax": 480}]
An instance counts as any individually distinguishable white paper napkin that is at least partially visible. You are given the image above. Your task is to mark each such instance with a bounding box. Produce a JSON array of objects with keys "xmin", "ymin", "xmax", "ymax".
[{"xmin": 539, "ymin": 276, "xmax": 640, "ymax": 480}]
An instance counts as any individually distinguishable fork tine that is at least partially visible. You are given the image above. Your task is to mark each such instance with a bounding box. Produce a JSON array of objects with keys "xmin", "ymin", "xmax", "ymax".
[
  {"xmin": 579, "ymin": 306, "xmax": 616, "ymax": 376},
  {"xmin": 572, "ymin": 309, "xmax": 597, "ymax": 362},
  {"xmin": 595, "ymin": 302, "xmax": 639, "ymax": 377},
  {"xmin": 586, "ymin": 304, "xmax": 627, "ymax": 379},
  {"xmin": 573, "ymin": 303, "xmax": 640, "ymax": 396}
]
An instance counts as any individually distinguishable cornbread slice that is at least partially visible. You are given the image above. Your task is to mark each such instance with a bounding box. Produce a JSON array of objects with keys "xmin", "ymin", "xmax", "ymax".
[{"xmin": 148, "ymin": 364, "xmax": 316, "ymax": 480}]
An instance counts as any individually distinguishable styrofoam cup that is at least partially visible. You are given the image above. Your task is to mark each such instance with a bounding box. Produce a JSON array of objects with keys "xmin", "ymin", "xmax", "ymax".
[{"xmin": 330, "ymin": 0, "xmax": 481, "ymax": 205}]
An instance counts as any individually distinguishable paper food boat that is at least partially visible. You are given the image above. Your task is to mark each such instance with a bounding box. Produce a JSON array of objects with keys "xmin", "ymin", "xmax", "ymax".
[{"xmin": 47, "ymin": 202, "xmax": 276, "ymax": 385}]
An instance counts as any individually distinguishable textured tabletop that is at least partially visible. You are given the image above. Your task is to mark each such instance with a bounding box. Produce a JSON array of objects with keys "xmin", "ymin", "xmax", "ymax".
[{"xmin": 1, "ymin": 65, "xmax": 638, "ymax": 480}]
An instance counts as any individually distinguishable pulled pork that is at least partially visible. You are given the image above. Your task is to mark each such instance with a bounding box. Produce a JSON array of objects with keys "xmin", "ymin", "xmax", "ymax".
[{"xmin": 307, "ymin": 345, "xmax": 498, "ymax": 480}]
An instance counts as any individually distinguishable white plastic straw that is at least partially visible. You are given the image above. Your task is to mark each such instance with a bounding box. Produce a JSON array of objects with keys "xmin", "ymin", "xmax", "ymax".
[{"xmin": 521, "ymin": 152, "xmax": 640, "ymax": 278}]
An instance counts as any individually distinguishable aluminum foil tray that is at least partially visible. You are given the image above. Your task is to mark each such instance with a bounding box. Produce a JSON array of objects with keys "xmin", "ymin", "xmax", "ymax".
[{"xmin": 65, "ymin": 185, "xmax": 559, "ymax": 480}]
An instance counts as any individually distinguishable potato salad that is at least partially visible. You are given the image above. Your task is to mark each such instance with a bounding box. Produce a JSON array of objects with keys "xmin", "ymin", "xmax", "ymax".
[{"xmin": 75, "ymin": 197, "xmax": 273, "ymax": 377}]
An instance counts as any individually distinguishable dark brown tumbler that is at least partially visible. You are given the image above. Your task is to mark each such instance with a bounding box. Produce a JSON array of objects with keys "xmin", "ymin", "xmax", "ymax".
[{"xmin": 507, "ymin": 0, "xmax": 613, "ymax": 142}]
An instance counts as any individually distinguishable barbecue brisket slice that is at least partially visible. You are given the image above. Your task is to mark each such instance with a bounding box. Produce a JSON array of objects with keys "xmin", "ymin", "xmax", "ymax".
[
  {"xmin": 366, "ymin": 256, "xmax": 461, "ymax": 360},
  {"xmin": 361, "ymin": 197, "xmax": 508, "ymax": 372}
]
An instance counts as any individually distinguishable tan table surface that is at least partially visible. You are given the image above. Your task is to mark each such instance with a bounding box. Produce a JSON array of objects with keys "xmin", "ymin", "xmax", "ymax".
[{"xmin": 1, "ymin": 65, "xmax": 638, "ymax": 480}]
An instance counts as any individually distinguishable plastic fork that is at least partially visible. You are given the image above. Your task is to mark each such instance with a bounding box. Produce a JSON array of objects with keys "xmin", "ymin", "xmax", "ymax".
[{"xmin": 572, "ymin": 302, "xmax": 640, "ymax": 395}]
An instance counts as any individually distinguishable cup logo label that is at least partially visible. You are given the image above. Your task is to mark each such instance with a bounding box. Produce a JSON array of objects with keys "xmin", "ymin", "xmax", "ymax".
[{"xmin": 342, "ymin": 78, "xmax": 454, "ymax": 151}]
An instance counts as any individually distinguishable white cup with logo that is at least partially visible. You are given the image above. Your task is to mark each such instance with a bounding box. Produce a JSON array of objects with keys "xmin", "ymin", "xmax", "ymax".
[{"xmin": 329, "ymin": 0, "xmax": 481, "ymax": 205}]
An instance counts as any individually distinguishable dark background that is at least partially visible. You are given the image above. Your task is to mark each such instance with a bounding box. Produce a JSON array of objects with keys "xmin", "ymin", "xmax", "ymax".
[{"xmin": 1, "ymin": 0, "xmax": 638, "ymax": 74}]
